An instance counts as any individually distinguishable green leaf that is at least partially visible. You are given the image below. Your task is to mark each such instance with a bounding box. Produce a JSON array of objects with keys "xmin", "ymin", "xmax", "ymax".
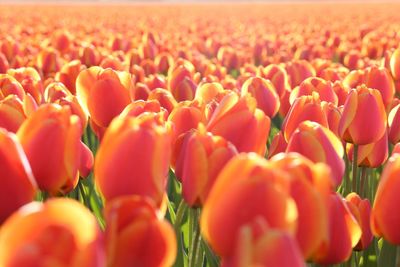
[{"xmin": 378, "ymin": 239, "xmax": 397, "ymax": 267}]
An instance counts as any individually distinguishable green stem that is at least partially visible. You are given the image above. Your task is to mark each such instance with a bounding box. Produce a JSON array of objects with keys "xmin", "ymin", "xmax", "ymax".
[
  {"xmin": 352, "ymin": 144, "xmax": 359, "ymax": 193},
  {"xmin": 173, "ymin": 200, "xmax": 188, "ymax": 267},
  {"xmin": 189, "ymin": 208, "xmax": 201, "ymax": 267},
  {"xmin": 360, "ymin": 167, "xmax": 367, "ymax": 198},
  {"xmin": 396, "ymin": 246, "xmax": 400, "ymax": 267}
]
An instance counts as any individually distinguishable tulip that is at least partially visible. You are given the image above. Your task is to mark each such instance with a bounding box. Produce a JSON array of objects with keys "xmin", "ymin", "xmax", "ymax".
[
  {"xmin": 364, "ymin": 66, "xmax": 395, "ymax": 108},
  {"xmin": 119, "ymin": 99, "xmax": 168, "ymax": 121},
  {"xmin": 390, "ymin": 47, "xmax": 400, "ymax": 82},
  {"xmin": 168, "ymin": 101, "xmax": 205, "ymax": 142},
  {"xmin": 339, "ymin": 85, "xmax": 387, "ymax": 145},
  {"xmin": 173, "ymin": 126, "xmax": 238, "ymax": 206},
  {"xmin": 17, "ymin": 104, "xmax": 82, "ymax": 194},
  {"xmin": 282, "ymin": 93, "xmax": 329, "ymax": 142},
  {"xmin": 258, "ymin": 64, "xmax": 291, "ymax": 98},
  {"xmin": 80, "ymin": 45, "xmax": 99, "ymax": 67},
  {"xmin": 148, "ymin": 88, "xmax": 177, "ymax": 114},
  {"xmin": 37, "ymin": 49, "xmax": 61, "ymax": 77},
  {"xmin": 104, "ymin": 196, "xmax": 176, "ymax": 267},
  {"xmin": 44, "ymin": 82, "xmax": 72, "ymax": 103},
  {"xmin": 95, "ymin": 113, "xmax": 172, "ymax": 206},
  {"xmin": 0, "ymin": 95, "xmax": 27, "ymax": 133},
  {"xmin": 313, "ymin": 193, "xmax": 362, "ymax": 265},
  {"xmin": 221, "ymin": 227, "xmax": 305, "ymax": 267},
  {"xmin": 347, "ymin": 131, "xmax": 388, "ymax": 168},
  {"xmin": 0, "ymin": 74, "xmax": 25, "ymax": 100},
  {"xmin": 206, "ymin": 92, "xmax": 270, "ymax": 155},
  {"xmin": 389, "ymin": 103, "xmax": 400, "ymax": 144},
  {"xmin": 345, "ymin": 193, "xmax": 373, "ymax": 251},
  {"xmin": 290, "ymin": 77, "xmax": 338, "ymax": 106},
  {"xmin": 285, "ymin": 60, "xmax": 316, "ymax": 88},
  {"xmin": 393, "ymin": 143, "xmax": 400, "ymax": 155},
  {"xmin": 0, "ymin": 52, "xmax": 9, "ymax": 74},
  {"xmin": 201, "ymin": 153, "xmax": 298, "ymax": 257},
  {"xmin": 134, "ymin": 82, "xmax": 151, "ymax": 101},
  {"xmin": 269, "ymin": 153, "xmax": 333, "ymax": 259},
  {"xmin": 167, "ymin": 65, "xmax": 197, "ymax": 102},
  {"xmin": 286, "ymin": 121, "xmax": 345, "ymax": 186},
  {"xmin": 76, "ymin": 66, "xmax": 133, "ymax": 128},
  {"xmin": 0, "ymin": 198, "xmax": 104, "ymax": 267},
  {"xmin": 0, "ymin": 128, "xmax": 36, "ymax": 223},
  {"xmin": 55, "ymin": 59, "xmax": 85, "ymax": 95},
  {"xmin": 8, "ymin": 67, "xmax": 44, "ymax": 104},
  {"xmin": 195, "ymin": 82, "xmax": 225, "ymax": 103},
  {"xmin": 241, "ymin": 77, "xmax": 280, "ymax": 118},
  {"xmin": 371, "ymin": 154, "xmax": 400, "ymax": 244}
]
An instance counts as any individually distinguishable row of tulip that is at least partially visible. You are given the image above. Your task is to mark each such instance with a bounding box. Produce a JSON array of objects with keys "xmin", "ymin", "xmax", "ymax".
[{"xmin": 1, "ymin": 3, "xmax": 400, "ymax": 267}]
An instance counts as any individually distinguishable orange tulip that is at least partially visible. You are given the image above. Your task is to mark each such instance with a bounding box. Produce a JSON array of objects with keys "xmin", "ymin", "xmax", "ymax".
[
  {"xmin": 290, "ymin": 77, "xmax": 338, "ymax": 106},
  {"xmin": 0, "ymin": 95, "xmax": 27, "ymax": 133},
  {"xmin": 282, "ymin": 93, "xmax": 329, "ymax": 142},
  {"xmin": 104, "ymin": 196, "xmax": 176, "ymax": 267},
  {"xmin": 339, "ymin": 85, "xmax": 387, "ymax": 145},
  {"xmin": 55, "ymin": 59, "xmax": 85, "ymax": 95},
  {"xmin": 168, "ymin": 101, "xmax": 205, "ymax": 142},
  {"xmin": 371, "ymin": 154, "xmax": 400, "ymax": 244},
  {"xmin": 37, "ymin": 48, "xmax": 61, "ymax": 77},
  {"xmin": 17, "ymin": 104, "xmax": 82, "ymax": 194},
  {"xmin": 173, "ymin": 126, "xmax": 237, "ymax": 206},
  {"xmin": 167, "ymin": 65, "xmax": 197, "ymax": 102},
  {"xmin": 258, "ymin": 64, "xmax": 290, "ymax": 98},
  {"xmin": 148, "ymin": 88, "xmax": 178, "ymax": 114},
  {"xmin": 221, "ymin": 228, "xmax": 305, "ymax": 267},
  {"xmin": 313, "ymin": 193, "xmax": 361, "ymax": 265},
  {"xmin": 76, "ymin": 66, "xmax": 133, "ymax": 128},
  {"xmin": 201, "ymin": 153, "xmax": 298, "ymax": 257},
  {"xmin": 364, "ymin": 66, "xmax": 395, "ymax": 108},
  {"xmin": 347, "ymin": 131, "xmax": 388, "ymax": 168},
  {"xmin": 195, "ymin": 82, "xmax": 225, "ymax": 103},
  {"xmin": 286, "ymin": 121, "xmax": 345, "ymax": 186},
  {"xmin": 8, "ymin": 67, "xmax": 44, "ymax": 104},
  {"xmin": 389, "ymin": 103, "xmax": 400, "ymax": 144},
  {"xmin": 285, "ymin": 60, "xmax": 316, "ymax": 88},
  {"xmin": 389, "ymin": 47, "xmax": 400, "ymax": 81},
  {"xmin": 95, "ymin": 113, "xmax": 172, "ymax": 206},
  {"xmin": 269, "ymin": 153, "xmax": 332, "ymax": 259},
  {"xmin": 206, "ymin": 93, "xmax": 270, "ymax": 155},
  {"xmin": 119, "ymin": 99, "xmax": 168, "ymax": 121},
  {"xmin": 345, "ymin": 193, "xmax": 373, "ymax": 251},
  {"xmin": 0, "ymin": 74, "xmax": 25, "ymax": 100},
  {"xmin": 241, "ymin": 77, "xmax": 280, "ymax": 118},
  {"xmin": 0, "ymin": 128, "xmax": 36, "ymax": 223},
  {"xmin": 0, "ymin": 198, "xmax": 105, "ymax": 267}
]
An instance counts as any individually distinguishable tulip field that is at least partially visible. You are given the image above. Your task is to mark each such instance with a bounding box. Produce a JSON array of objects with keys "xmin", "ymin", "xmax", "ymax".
[{"xmin": 2, "ymin": 2, "xmax": 400, "ymax": 267}]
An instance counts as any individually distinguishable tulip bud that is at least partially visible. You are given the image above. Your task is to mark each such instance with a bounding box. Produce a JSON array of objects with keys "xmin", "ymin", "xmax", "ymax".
[
  {"xmin": 285, "ymin": 60, "xmax": 316, "ymax": 88},
  {"xmin": 173, "ymin": 126, "xmax": 237, "ymax": 206},
  {"xmin": 168, "ymin": 65, "xmax": 197, "ymax": 102},
  {"xmin": 0, "ymin": 198, "xmax": 104, "ymax": 266},
  {"xmin": 0, "ymin": 95, "xmax": 27, "ymax": 133},
  {"xmin": 148, "ymin": 88, "xmax": 177, "ymax": 114},
  {"xmin": 17, "ymin": 104, "xmax": 82, "ymax": 194},
  {"xmin": 389, "ymin": 103, "xmax": 400, "ymax": 144},
  {"xmin": 290, "ymin": 77, "xmax": 338, "ymax": 106},
  {"xmin": 258, "ymin": 64, "xmax": 291, "ymax": 98},
  {"xmin": 221, "ymin": 227, "xmax": 305, "ymax": 267},
  {"xmin": 267, "ymin": 131, "xmax": 288, "ymax": 159},
  {"xmin": 0, "ymin": 129, "xmax": 36, "ymax": 223},
  {"xmin": 269, "ymin": 153, "xmax": 333, "ymax": 259},
  {"xmin": 313, "ymin": 193, "xmax": 362, "ymax": 265},
  {"xmin": 0, "ymin": 74, "xmax": 25, "ymax": 100},
  {"xmin": 76, "ymin": 67, "xmax": 133, "ymax": 128},
  {"xmin": 95, "ymin": 114, "xmax": 172, "ymax": 206},
  {"xmin": 286, "ymin": 121, "xmax": 345, "ymax": 186},
  {"xmin": 55, "ymin": 59, "xmax": 85, "ymax": 95},
  {"xmin": 241, "ymin": 77, "xmax": 280, "ymax": 118},
  {"xmin": 206, "ymin": 93, "xmax": 270, "ymax": 155},
  {"xmin": 345, "ymin": 193, "xmax": 373, "ymax": 251},
  {"xmin": 282, "ymin": 93, "xmax": 329, "ymax": 142},
  {"xmin": 201, "ymin": 153, "xmax": 298, "ymax": 257},
  {"xmin": 104, "ymin": 196, "xmax": 176, "ymax": 267},
  {"xmin": 390, "ymin": 47, "xmax": 400, "ymax": 82},
  {"xmin": 347, "ymin": 131, "xmax": 388, "ymax": 168},
  {"xmin": 371, "ymin": 154, "xmax": 400, "ymax": 244},
  {"xmin": 339, "ymin": 85, "xmax": 387, "ymax": 145}
]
